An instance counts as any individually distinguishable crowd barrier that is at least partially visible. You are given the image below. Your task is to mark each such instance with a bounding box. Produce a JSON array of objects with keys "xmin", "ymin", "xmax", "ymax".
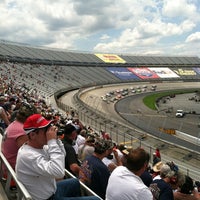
[
  {"xmin": 0, "ymin": 134, "xmax": 32, "ymax": 200},
  {"xmin": 64, "ymin": 170, "xmax": 103, "ymax": 200},
  {"xmin": 0, "ymin": 153, "xmax": 32, "ymax": 200}
]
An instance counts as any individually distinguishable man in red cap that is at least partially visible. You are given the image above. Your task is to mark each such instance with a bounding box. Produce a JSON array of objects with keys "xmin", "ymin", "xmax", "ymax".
[{"xmin": 16, "ymin": 114, "xmax": 99, "ymax": 200}]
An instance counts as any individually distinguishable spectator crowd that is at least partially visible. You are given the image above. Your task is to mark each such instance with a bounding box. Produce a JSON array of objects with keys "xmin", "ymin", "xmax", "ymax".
[{"xmin": 0, "ymin": 63, "xmax": 200, "ymax": 200}]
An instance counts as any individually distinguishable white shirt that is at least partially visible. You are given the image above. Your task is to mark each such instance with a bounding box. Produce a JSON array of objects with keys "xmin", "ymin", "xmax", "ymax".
[
  {"xmin": 16, "ymin": 139, "xmax": 65, "ymax": 200},
  {"xmin": 153, "ymin": 174, "xmax": 161, "ymax": 181},
  {"xmin": 106, "ymin": 166, "xmax": 153, "ymax": 200},
  {"xmin": 76, "ymin": 134, "xmax": 86, "ymax": 147}
]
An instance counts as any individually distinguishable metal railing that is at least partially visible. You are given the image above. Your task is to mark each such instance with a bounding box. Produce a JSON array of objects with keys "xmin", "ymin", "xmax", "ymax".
[
  {"xmin": 64, "ymin": 170, "xmax": 103, "ymax": 200},
  {"xmin": 0, "ymin": 151, "xmax": 32, "ymax": 200}
]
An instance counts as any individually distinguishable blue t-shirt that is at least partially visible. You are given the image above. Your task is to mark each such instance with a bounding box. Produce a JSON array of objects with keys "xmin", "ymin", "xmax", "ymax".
[
  {"xmin": 82, "ymin": 155, "xmax": 110, "ymax": 199},
  {"xmin": 149, "ymin": 178, "xmax": 174, "ymax": 200}
]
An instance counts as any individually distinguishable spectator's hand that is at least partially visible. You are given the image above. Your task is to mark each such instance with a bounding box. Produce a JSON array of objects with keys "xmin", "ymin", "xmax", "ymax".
[
  {"xmin": 46, "ymin": 125, "xmax": 58, "ymax": 141},
  {"xmin": 113, "ymin": 148, "xmax": 118, "ymax": 157}
]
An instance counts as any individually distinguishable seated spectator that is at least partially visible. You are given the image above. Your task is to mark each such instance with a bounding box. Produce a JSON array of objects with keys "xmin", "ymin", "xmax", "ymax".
[
  {"xmin": 2, "ymin": 102, "xmax": 12, "ymax": 121},
  {"xmin": 10, "ymin": 98, "xmax": 22, "ymax": 122},
  {"xmin": 166, "ymin": 161, "xmax": 184, "ymax": 191},
  {"xmin": 16, "ymin": 114, "xmax": 99, "ymax": 200},
  {"xmin": 76, "ymin": 129, "xmax": 87, "ymax": 147},
  {"xmin": 78, "ymin": 135, "xmax": 95, "ymax": 162},
  {"xmin": 149, "ymin": 162, "xmax": 184, "ymax": 200},
  {"xmin": 62, "ymin": 123, "xmax": 82, "ymax": 177},
  {"xmin": 174, "ymin": 175, "xmax": 200, "ymax": 200},
  {"xmin": 110, "ymin": 143, "xmax": 125, "ymax": 166},
  {"xmin": 81, "ymin": 138, "xmax": 112, "ymax": 199},
  {"xmin": 195, "ymin": 181, "xmax": 200, "ymax": 194},
  {"xmin": 140, "ymin": 166, "xmax": 153, "ymax": 187},
  {"xmin": 106, "ymin": 147, "xmax": 153, "ymax": 200},
  {"xmin": 74, "ymin": 128, "xmax": 87, "ymax": 155},
  {"xmin": 149, "ymin": 164, "xmax": 174, "ymax": 200},
  {"xmin": 0, "ymin": 96, "xmax": 10, "ymax": 130},
  {"xmin": 2, "ymin": 102, "xmax": 37, "ymax": 170},
  {"xmin": 102, "ymin": 143, "xmax": 122, "ymax": 173},
  {"xmin": 152, "ymin": 161, "xmax": 163, "ymax": 180},
  {"xmin": 100, "ymin": 130, "xmax": 111, "ymax": 140}
]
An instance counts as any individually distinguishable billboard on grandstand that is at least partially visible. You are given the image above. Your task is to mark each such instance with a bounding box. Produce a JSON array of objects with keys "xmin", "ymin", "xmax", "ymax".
[
  {"xmin": 193, "ymin": 68, "xmax": 200, "ymax": 75},
  {"xmin": 172, "ymin": 68, "xmax": 196, "ymax": 76},
  {"xmin": 95, "ymin": 54, "xmax": 126, "ymax": 63},
  {"xmin": 107, "ymin": 67, "xmax": 139, "ymax": 80},
  {"xmin": 148, "ymin": 67, "xmax": 180, "ymax": 78},
  {"xmin": 127, "ymin": 67, "xmax": 159, "ymax": 79}
]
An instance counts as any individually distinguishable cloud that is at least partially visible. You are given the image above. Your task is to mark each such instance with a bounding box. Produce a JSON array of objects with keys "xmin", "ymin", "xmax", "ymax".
[
  {"xmin": 186, "ymin": 32, "xmax": 200, "ymax": 43},
  {"xmin": 100, "ymin": 34, "xmax": 110, "ymax": 40},
  {"xmin": 162, "ymin": 0, "xmax": 197, "ymax": 18},
  {"xmin": 0, "ymin": 0, "xmax": 200, "ymax": 56}
]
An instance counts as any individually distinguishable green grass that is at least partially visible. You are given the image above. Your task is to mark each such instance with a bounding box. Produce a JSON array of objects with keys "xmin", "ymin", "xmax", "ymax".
[{"xmin": 143, "ymin": 89, "xmax": 199, "ymax": 110}]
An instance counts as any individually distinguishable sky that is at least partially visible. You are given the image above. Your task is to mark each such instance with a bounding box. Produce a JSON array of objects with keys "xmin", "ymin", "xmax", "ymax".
[{"xmin": 1, "ymin": 0, "xmax": 200, "ymax": 57}]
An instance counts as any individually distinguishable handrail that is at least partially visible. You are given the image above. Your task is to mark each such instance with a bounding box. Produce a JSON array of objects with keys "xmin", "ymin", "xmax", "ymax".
[
  {"xmin": 64, "ymin": 169, "xmax": 103, "ymax": 200},
  {"xmin": 0, "ymin": 152, "xmax": 32, "ymax": 200}
]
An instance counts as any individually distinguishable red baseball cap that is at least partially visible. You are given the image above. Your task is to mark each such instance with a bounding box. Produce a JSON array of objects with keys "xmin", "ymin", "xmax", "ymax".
[{"xmin": 24, "ymin": 114, "xmax": 53, "ymax": 134}]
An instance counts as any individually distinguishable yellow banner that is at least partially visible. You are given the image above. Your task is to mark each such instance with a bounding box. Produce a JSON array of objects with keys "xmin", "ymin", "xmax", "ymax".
[
  {"xmin": 95, "ymin": 54, "xmax": 126, "ymax": 63},
  {"xmin": 173, "ymin": 69, "xmax": 196, "ymax": 76}
]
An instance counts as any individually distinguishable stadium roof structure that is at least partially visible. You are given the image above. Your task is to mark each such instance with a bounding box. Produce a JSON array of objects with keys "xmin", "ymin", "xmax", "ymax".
[{"xmin": 0, "ymin": 40, "xmax": 200, "ymax": 67}]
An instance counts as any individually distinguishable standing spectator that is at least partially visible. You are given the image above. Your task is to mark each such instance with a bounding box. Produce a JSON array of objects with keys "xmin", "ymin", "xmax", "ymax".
[
  {"xmin": 106, "ymin": 147, "xmax": 152, "ymax": 200},
  {"xmin": 16, "ymin": 114, "xmax": 99, "ymax": 200},
  {"xmin": 153, "ymin": 152, "xmax": 161, "ymax": 166},
  {"xmin": 155, "ymin": 148, "xmax": 161, "ymax": 159}
]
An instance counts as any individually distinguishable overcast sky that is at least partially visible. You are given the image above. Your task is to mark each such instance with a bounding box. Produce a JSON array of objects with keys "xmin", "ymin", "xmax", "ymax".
[{"xmin": 1, "ymin": 0, "xmax": 200, "ymax": 57}]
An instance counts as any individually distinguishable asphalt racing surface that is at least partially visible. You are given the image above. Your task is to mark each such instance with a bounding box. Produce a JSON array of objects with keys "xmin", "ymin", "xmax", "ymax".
[
  {"xmin": 59, "ymin": 81, "xmax": 200, "ymax": 180},
  {"xmin": 115, "ymin": 92, "xmax": 200, "ymax": 152}
]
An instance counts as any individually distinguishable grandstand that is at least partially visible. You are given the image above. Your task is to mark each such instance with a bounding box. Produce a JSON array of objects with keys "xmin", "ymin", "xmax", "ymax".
[
  {"xmin": 1, "ymin": 40, "xmax": 200, "ymax": 199},
  {"xmin": 1, "ymin": 40, "xmax": 200, "ymax": 97}
]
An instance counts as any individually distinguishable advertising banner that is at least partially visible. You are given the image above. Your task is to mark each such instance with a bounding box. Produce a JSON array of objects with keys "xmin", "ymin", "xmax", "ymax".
[
  {"xmin": 149, "ymin": 67, "xmax": 180, "ymax": 78},
  {"xmin": 128, "ymin": 67, "xmax": 159, "ymax": 79},
  {"xmin": 106, "ymin": 67, "xmax": 139, "ymax": 80},
  {"xmin": 95, "ymin": 54, "xmax": 126, "ymax": 63},
  {"xmin": 192, "ymin": 68, "xmax": 200, "ymax": 75},
  {"xmin": 173, "ymin": 68, "xmax": 196, "ymax": 76}
]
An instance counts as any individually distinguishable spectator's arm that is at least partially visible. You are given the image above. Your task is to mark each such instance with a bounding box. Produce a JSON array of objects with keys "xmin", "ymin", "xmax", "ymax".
[
  {"xmin": 70, "ymin": 163, "xmax": 81, "ymax": 177},
  {"xmin": 0, "ymin": 108, "xmax": 10, "ymax": 126}
]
